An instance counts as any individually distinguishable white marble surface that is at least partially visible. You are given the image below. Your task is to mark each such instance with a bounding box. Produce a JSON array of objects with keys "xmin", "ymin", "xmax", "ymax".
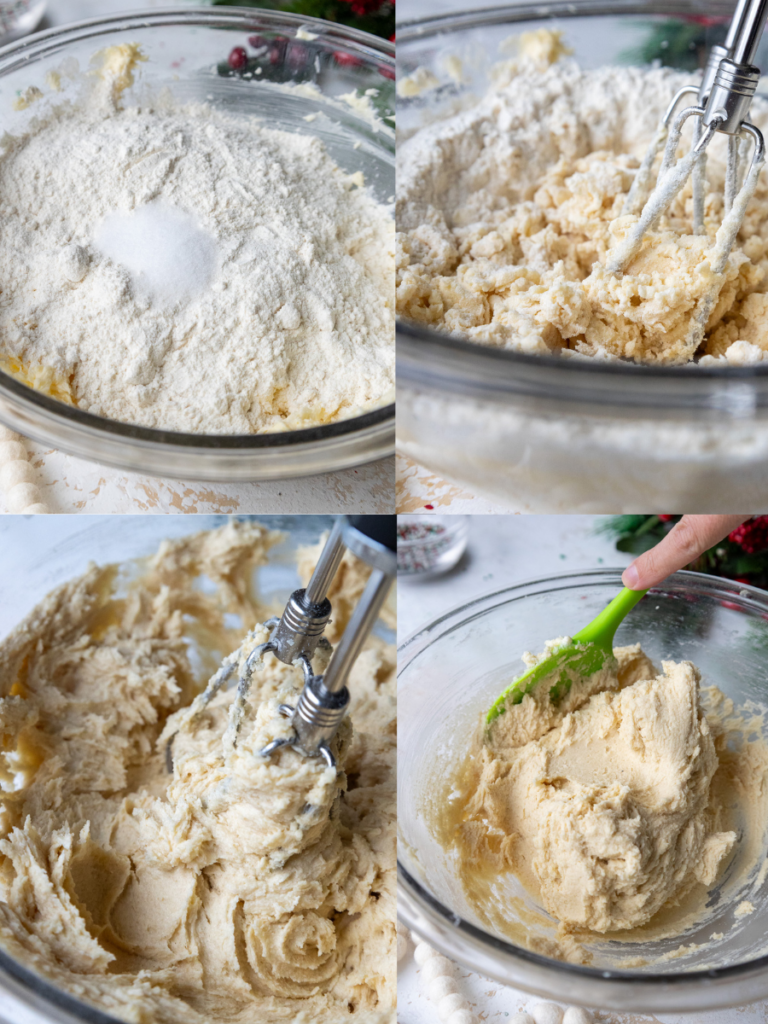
[
  {"xmin": 397, "ymin": 515, "xmax": 768, "ymax": 1024},
  {"xmin": 0, "ymin": 439, "xmax": 393, "ymax": 513},
  {"xmin": 0, "ymin": 0, "xmax": 392, "ymax": 515},
  {"xmin": 396, "ymin": 453, "xmax": 511, "ymax": 514}
]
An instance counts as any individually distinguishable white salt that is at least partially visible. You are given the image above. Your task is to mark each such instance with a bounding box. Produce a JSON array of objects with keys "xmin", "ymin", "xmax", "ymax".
[{"xmin": 93, "ymin": 201, "xmax": 217, "ymax": 307}]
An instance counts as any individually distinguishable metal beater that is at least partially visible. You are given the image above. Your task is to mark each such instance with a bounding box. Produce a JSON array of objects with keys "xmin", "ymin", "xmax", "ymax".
[
  {"xmin": 607, "ymin": 0, "xmax": 768, "ymax": 357},
  {"xmin": 171, "ymin": 516, "xmax": 395, "ymax": 770}
]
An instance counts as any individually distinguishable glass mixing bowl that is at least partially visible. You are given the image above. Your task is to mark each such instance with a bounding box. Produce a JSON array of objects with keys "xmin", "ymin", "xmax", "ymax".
[
  {"xmin": 0, "ymin": 513, "xmax": 347, "ymax": 1024},
  {"xmin": 398, "ymin": 568, "xmax": 768, "ymax": 1012},
  {"xmin": 396, "ymin": 0, "xmax": 768, "ymax": 512},
  {"xmin": 0, "ymin": 10, "xmax": 394, "ymax": 481}
]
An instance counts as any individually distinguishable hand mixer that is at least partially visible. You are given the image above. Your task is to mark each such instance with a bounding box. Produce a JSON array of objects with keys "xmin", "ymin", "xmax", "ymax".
[
  {"xmin": 607, "ymin": 0, "xmax": 768, "ymax": 358},
  {"xmin": 169, "ymin": 515, "xmax": 396, "ymax": 770}
]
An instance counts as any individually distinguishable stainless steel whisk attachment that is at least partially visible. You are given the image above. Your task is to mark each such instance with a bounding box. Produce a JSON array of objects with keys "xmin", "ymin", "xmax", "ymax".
[
  {"xmin": 172, "ymin": 516, "xmax": 395, "ymax": 771},
  {"xmin": 611, "ymin": 0, "xmax": 767, "ymax": 280},
  {"xmin": 258, "ymin": 516, "xmax": 395, "ymax": 768}
]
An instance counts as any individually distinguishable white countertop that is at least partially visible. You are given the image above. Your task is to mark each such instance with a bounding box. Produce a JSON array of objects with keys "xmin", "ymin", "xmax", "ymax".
[
  {"xmin": 397, "ymin": 515, "xmax": 768, "ymax": 1024},
  {"xmin": 0, "ymin": 0, "xmax": 392, "ymax": 515},
  {"xmin": 0, "ymin": 441, "xmax": 393, "ymax": 514},
  {"xmin": 397, "ymin": 454, "xmax": 512, "ymax": 514}
]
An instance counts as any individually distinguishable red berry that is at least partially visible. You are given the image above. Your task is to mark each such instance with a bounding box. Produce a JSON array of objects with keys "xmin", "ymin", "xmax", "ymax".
[
  {"xmin": 286, "ymin": 42, "xmax": 306, "ymax": 71},
  {"xmin": 334, "ymin": 51, "xmax": 361, "ymax": 67},
  {"xmin": 379, "ymin": 64, "xmax": 395, "ymax": 80},
  {"xmin": 658, "ymin": 514, "xmax": 675, "ymax": 521},
  {"xmin": 269, "ymin": 38, "xmax": 287, "ymax": 65},
  {"xmin": 390, "ymin": 33, "xmax": 396, "ymax": 42},
  {"xmin": 687, "ymin": 15, "xmax": 728, "ymax": 26},
  {"xmin": 729, "ymin": 516, "xmax": 768, "ymax": 554},
  {"xmin": 228, "ymin": 47, "xmax": 247, "ymax": 70},
  {"xmin": 248, "ymin": 35, "xmax": 266, "ymax": 48}
]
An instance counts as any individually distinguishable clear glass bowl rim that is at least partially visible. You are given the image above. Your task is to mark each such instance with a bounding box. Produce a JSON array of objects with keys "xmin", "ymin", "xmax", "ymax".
[
  {"xmin": 397, "ymin": 567, "xmax": 768, "ymax": 1009},
  {"xmin": 396, "ymin": 0, "xmax": 768, "ymax": 415},
  {"xmin": 0, "ymin": 9, "xmax": 394, "ymax": 475},
  {"xmin": 0, "ymin": 943, "xmax": 122, "ymax": 1024}
]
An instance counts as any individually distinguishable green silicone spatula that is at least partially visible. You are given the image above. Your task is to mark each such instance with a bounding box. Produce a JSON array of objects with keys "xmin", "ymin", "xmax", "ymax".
[{"xmin": 486, "ymin": 586, "xmax": 648, "ymax": 726}]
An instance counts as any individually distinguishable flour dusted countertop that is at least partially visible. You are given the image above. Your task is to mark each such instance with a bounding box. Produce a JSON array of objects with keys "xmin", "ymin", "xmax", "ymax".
[
  {"xmin": 396, "ymin": 453, "xmax": 509, "ymax": 513},
  {"xmin": 0, "ymin": 440, "xmax": 393, "ymax": 514}
]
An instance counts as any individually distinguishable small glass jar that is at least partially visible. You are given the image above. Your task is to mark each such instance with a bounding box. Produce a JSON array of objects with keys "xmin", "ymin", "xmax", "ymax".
[
  {"xmin": 0, "ymin": 1, "xmax": 46, "ymax": 42},
  {"xmin": 397, "ymin": 515, "xmax": 469, "ymax": 577}
]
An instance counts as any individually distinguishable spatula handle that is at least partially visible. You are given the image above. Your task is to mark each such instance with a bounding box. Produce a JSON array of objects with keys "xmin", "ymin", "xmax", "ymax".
[{"xmin": 572, "ymin": 586, "xmax": 648, "ymax": 648}]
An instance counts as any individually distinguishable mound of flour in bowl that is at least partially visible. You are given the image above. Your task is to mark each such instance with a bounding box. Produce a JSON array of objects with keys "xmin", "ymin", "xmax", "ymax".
[{"xmin": 0, "ymin": 47, "xmax": 394, "ymax": 433}]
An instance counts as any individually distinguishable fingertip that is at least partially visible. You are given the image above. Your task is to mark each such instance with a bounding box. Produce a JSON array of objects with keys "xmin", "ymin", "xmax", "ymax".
[{"xmin": 622, "ymin": 563, "xmax": 641, "ymax": 590}]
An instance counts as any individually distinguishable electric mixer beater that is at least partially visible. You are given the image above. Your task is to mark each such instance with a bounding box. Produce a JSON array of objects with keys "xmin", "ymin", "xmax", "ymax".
[
  {"xmin": 607, "ymin": 0, "xmax": 768, "ymax": 359},
  {"xmin": 169, "ymin": 516, "xmax": 395, "ymax": 770}
]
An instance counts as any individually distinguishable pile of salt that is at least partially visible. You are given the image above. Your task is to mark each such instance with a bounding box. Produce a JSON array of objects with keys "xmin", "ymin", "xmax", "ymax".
[{"xmin": 93, "ymin": 201, "xmax": 217, "ymax": 307}]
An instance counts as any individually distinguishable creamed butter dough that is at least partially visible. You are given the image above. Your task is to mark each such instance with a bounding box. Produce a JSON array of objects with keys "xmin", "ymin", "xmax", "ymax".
[
  {"xmin": 440, "ymin": 643, "xmax": 768, "ymax": 955},
  {"xmin": 396, "ymin": 39, "xmax": 768, "ymax": 365},
  {"xmin": 0, "ymin": 522, "xmax": 395, "ymax": 1023}
]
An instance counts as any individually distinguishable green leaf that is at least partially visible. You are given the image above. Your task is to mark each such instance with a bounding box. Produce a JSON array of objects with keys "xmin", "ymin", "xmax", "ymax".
[
  {"xmin": 735, "ymin": 554, "xmax": 767, "ymax": 575},
  {"xmin": 208, "ymin": 0, "xmax": 394, "ymax": 38},
  {"xmin": 616, "ymin": 534, "xmax": 662, "ymax": 555},
  {"xmin": 596, "ymin": 515, "xmax": 651, "ymax": 537},
  {"xmin": 619, "ymin": 18, "xmax": 727, "ymax": 71},
  {"xmin": 635, "ymin": 515, "xmax": 661, "ymax": 536}
]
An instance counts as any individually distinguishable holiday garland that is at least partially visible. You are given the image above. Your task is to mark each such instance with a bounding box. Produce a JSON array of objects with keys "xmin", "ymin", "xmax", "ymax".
[
  {"xmin": 210, "ymin": 0, "xmax": 395, "ymax": 122},
  {"xmin": 599, "ymin": 515, "xmax": 768, "ymax": 589},
  {"xmin": 209, "ymin": 0, "xmax": 395, "ymax": 41}
]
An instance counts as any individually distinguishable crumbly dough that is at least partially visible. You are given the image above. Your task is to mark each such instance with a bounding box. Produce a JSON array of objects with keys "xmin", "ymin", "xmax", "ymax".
[
  {"xmin": 0, "ymin": 522, "xmax": 395, "ymax": 1023},
  {"xmin": 440, "ymin": 643, "xmax": 768, "ymax": 951},
  {"xmin": 397, "ymin": 51, "xmax": 768, "ymax": 365}
]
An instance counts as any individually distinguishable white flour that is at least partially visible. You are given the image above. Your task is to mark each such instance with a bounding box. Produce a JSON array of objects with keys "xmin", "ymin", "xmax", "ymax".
[{"xmin": 0, "ymin": 51, "xmax": 395, "ymax": 433}]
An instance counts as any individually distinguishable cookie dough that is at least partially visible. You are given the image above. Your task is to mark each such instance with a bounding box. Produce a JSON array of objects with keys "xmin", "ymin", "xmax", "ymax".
[
  {"xmin": 0, "ymin": 522, "xmax": 395, "ymax": 1023},
  {"xmin": 440, "ymin": 642, "xmax": 768, "ymax": 950},
  {"xmin": 397, "ymin": 48, "xmax": 768, "ymax": 365}
]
